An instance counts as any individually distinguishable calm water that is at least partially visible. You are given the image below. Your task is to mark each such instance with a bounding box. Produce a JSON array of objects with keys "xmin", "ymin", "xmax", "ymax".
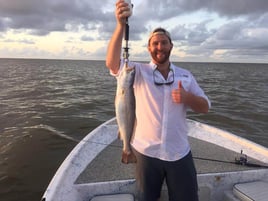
[{"xmin": 0, "ymin": 59, "xmax": 267, "ymax": 201}]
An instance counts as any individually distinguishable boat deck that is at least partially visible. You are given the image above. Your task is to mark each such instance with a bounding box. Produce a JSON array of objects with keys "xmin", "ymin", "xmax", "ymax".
[{"xmin": 76, "ymin": 137, "xmax": 265, "ymax": 184}]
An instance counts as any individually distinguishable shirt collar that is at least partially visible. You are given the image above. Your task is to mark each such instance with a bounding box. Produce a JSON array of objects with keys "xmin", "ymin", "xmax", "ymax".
[{"xmin": 149, "ymin": 61, "xmax": 175, "ymax": 71}]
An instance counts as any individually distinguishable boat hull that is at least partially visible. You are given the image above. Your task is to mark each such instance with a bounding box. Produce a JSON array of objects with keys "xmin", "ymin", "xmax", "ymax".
[{"xmin": 42, "ymin": 118, "xmax": 268, "ymax": 201}]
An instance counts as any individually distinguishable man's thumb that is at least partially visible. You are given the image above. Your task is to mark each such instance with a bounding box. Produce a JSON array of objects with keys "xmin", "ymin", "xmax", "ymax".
[{"xmin": 178, "ymin": 81, "xmax": 182, "ymax": 89}]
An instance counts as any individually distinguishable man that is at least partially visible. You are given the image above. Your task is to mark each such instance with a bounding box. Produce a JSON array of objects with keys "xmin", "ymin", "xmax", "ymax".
[{"xmin": 106, "ymin": 1, "xmax": 211, "ymax": 200}]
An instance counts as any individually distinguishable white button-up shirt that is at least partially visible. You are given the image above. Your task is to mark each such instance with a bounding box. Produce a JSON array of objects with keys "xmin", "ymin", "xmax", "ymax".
[{"xmin": 112, "ymin": 61, "xmax": 210, "ymax": 161}]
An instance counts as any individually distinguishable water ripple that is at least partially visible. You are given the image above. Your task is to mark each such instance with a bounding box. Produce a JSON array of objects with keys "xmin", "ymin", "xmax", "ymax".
[{"xmin": 0, "ymin": 59, "xmax": 267, "ymax": 201}]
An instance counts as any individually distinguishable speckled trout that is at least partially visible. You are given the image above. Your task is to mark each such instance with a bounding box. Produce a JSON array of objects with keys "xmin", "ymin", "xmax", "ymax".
[{"xmin": 115, "ymin": 63, "xmax": 136, "ymax": 164}]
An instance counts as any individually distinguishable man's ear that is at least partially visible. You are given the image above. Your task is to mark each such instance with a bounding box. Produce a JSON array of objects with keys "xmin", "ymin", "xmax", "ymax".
[{"xmin": 147, "ymin": 45, "xmax": 151, "ymax": 52}]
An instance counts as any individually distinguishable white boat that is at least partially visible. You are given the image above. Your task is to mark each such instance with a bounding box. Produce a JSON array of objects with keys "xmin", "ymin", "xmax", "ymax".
[{"xmin": 41, "ymin": 118, "xmax": 268, "ymax": 201}]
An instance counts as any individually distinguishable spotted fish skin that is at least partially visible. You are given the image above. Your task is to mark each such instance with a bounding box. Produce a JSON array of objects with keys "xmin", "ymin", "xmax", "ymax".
[{"xmin": 115, "ymin": 64, "xmax": 136, "ymax": 164}]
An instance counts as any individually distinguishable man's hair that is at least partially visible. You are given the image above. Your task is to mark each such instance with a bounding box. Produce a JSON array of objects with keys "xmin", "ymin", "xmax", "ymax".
[{"xmin": 148, "ymin": 27, "xmax": 172, "ymax": 45}]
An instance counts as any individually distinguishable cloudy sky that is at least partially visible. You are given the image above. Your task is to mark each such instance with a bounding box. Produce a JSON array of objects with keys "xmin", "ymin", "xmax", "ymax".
[{"xmin": 0, "ymin": 0, "xmax": 268, "ymax": 63}]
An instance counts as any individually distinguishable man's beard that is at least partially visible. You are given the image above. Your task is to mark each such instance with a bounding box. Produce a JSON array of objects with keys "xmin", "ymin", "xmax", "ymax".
[{"xmin": 150, "ymin": 49, "xmax": 171, "ymax": 65}]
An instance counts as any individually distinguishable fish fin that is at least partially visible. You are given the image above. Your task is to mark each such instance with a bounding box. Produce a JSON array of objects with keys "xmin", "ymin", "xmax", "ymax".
[{"xmin": 121, "ymin": 151, "xmax": 137, "ymax": 164}]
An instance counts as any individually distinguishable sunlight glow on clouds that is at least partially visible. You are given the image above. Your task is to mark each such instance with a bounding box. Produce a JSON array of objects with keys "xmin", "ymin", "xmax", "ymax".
[{"xmin": 0, "ymin": 0, "xmax": 268, "ymax": 63}]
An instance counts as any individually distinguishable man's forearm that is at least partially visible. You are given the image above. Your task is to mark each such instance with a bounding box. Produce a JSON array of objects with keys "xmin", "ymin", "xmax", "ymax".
[
  {"xmin": 106, "ymin": 24, "xmax": 125, "ymax": 74},
  {"xmin": 186, "ymin": 93, "xmax": 209, "ymax": 113}
]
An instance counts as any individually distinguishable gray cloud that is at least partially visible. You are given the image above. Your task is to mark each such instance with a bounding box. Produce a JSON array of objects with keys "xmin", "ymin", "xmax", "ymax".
[
  {"xmin": 0, "ymin": 0, "xmax": 111, "ymax": 35},
  {"xmin": 1, "ymin": 0, "xmax": 267, "ymax": 36},
  {"xmin": 170, "ymin": 20, "xmax": 216, "ymax": 46},
  {"xmin": 133, "ymin": 0, "xmax": 268, "ymax": 22},
  {"xmin": 81, "ymin": 35, "xmax": 94, "ymax": 41},
  {"xmin": 203, "ymin": 19, "xmax": 268, "ymax": 50},
  {"xmin": 171, "ymin": 17, "xmax": 268, "ymax": 62},
  {"xmin": 203, "ymin": 0, "xmax": 268, "ymax": 17},
  {"xmin": 0, "ymin": 0, "xmax": 268, "ymax": 62}
]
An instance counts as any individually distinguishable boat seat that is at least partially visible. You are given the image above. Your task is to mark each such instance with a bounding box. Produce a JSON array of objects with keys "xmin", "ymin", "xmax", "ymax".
[
  {"xmin": 233, "ymin": 181, "xmax": 268, "ymax": 201},
  {"xmin": 90, "ymin": 193, "xmax": 134, "ymax": 201}
]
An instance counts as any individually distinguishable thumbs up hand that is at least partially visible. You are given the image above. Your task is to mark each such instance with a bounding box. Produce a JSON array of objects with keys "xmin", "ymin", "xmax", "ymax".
[{"xmin": 172, "ymin": 81, "xmax": 186, "ymax": 104}]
